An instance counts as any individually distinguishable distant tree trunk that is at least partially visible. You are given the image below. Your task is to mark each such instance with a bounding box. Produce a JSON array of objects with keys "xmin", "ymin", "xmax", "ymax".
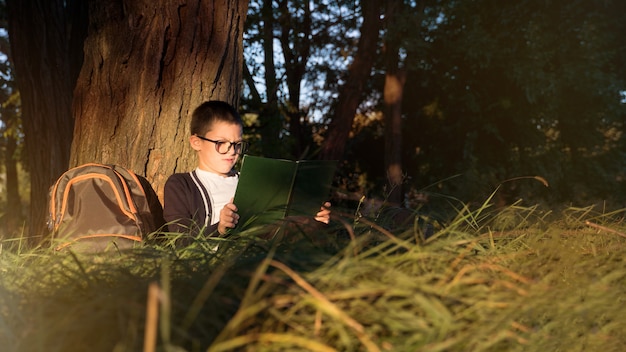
[
  {"xmin": 2, "ymin": 127, "xmax": 22, "ymax": 236},
  {"xmin": 71, "ymin": 0, "xmax": 248, "ymax": 200},
  {"xmin": 319, "ymin": 1, "xmax": 382, "ymax": 161},
  {"xmin": 257, "ymin": 0, "xmax": 283, "ymax": 158},
  {"xmin": 6, "ymin": 0, "xmax": 88, "ymax": 242},
  {"xmin": 383, "ymin": 0, "xmax": 405, "ymax": 206},
  {"xmin": 278, "ymin": 0, "xmax": 311, "ymax": 158}
]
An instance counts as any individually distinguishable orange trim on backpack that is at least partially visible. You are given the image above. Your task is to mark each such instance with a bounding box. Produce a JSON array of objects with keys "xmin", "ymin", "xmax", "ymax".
[
  {"xmin": 112, "ymin": 171, "xmax": 138, "ymax": 214},
  {"xmin": 49, "ymin": 163, "xmax": 117, "ymax": 229},
  {"xmin": 54, "ymin": 173, "xmax": 138, "ymax": 232}
]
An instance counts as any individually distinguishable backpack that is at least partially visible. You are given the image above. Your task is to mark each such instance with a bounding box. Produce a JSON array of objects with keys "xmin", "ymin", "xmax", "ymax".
[{"xmin": 48, "ymin": 163, "xmax": 165, "ymax": 252}]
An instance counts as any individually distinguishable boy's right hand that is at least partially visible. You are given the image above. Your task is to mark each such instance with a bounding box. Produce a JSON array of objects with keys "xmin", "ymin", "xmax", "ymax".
[{"xmin": 218, "ymin": 200, "xmax": 239, "ymax": 235}]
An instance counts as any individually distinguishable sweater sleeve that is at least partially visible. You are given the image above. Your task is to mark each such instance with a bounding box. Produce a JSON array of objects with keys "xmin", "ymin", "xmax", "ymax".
[
  {"xmin": 163, "ymin": 174, "xmax": 194, "ymax": 233},
  {"xmin": 163, "ymin": 173, "xmax": 219, "ymax": 239}
]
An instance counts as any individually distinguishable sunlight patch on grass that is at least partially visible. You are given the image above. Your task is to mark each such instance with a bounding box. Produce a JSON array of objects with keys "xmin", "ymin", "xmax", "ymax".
[{"xmin": 1, "ymin": 202, "xmax": 626, "ymax": 351}]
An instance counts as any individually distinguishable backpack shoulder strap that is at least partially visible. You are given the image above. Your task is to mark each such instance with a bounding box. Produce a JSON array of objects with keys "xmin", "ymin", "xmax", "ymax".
[{"xmin": 111, "ymin": 165, "xmax": 151, "ymax": 230}]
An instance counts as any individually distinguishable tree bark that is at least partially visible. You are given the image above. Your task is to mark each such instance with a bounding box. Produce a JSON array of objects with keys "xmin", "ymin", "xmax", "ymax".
[
  {"xmin": 2, "ymin": 122, "xmax": 22, "ymax": 237},
  {"xmin": 319, "ymin": 1, "xmax": 382, "ymax": 161},
  {"xmin": 6, "ymin": 0, "xmax": 88, "ymax": 242},
  {"xmin": 71, "ymin": 0, "xmax": 248, "ymax": 200}
]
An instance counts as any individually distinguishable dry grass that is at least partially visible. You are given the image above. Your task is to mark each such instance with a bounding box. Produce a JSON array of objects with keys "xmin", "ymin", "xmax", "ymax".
[{"xmin": 1, "ymin": 202, "xmax": 626, "ymax": 351}]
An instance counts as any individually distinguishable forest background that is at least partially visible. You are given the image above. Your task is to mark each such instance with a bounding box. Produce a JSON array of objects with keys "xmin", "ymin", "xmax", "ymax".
[{"xmin": 1, "ymin": 0, "xmax": 626, "ymax": 241}]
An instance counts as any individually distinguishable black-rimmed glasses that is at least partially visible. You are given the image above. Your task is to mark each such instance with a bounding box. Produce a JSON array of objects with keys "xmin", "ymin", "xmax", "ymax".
[{"xmin": 196, "ymin": 135, "xmax": 248, "ymax": 155}]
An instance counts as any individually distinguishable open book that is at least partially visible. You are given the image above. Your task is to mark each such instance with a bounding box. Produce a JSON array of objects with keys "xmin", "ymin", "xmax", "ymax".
[{"xmin": 232, "ymin": 155, "xmax": 337, "ymax": 232}]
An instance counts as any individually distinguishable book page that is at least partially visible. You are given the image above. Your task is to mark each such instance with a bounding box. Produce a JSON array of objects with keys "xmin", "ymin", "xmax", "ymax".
[
  {"xmin": 232, "ymin": 156, "xmax": 336, "ymax": 232},
  {"xmin": 288, "ymin": 160, "xmax": 337, "ymax": 217},
  {"xmin": 233, "ymin": 156, "xmax": 297, "ymax": 230}
]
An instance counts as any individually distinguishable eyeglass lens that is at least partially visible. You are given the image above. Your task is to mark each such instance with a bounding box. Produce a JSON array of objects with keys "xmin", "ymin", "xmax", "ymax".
[
  {"xmin": 196, "ymin": 135, "xmax": 247, "ymax": 154},
  {"xmin": 216, "ymin": 141, "xmax": 247, "ymax": 154}
]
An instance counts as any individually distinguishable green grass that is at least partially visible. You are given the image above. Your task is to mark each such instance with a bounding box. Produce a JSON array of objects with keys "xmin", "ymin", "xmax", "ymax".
[{"xmin": 2, "ymin": 201, "xmax": 626, "ymax": 351}]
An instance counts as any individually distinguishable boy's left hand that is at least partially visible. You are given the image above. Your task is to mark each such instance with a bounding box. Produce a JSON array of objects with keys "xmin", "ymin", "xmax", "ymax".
[{"xmin": 314, "ymin": 202, "xmax": 332, "ymax": 224}]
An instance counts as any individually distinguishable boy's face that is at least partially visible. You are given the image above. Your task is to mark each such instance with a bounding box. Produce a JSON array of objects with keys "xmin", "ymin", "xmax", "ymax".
[{"xmin": 190, "ymin": 121, "xmax": 243, "ymax": 176}]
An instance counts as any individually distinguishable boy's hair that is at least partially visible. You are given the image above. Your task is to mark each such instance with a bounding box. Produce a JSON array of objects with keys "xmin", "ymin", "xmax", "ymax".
[{"xmin": 190, "ymin": 100, "xmax": 243, "ymax": 136}]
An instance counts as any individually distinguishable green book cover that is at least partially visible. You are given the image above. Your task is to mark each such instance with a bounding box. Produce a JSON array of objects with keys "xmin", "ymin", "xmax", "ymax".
[{"xmin": 232, "ymin": 155, "xmax": 337, "ymax": 232}]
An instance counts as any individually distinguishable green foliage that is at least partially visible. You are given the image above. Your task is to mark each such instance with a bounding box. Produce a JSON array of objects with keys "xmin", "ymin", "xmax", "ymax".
[
  {"xmin": 0, "ymin": 19, "xmax": 26, "ymax": 237},
  {"xmin": 243, "ymin": 0, "xmax": 626, "ymax": 206},
  {"xmin": 2, "ymin": 200, "xmax": 626, "ymax": 351},
  {"xmin": 397, "ymin": 0, "xmax": 626, "ymax": 206}
]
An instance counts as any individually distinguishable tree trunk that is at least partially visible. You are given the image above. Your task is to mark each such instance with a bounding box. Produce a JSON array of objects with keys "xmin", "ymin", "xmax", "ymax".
[
  {"xmin": 257, "ymin": 0, "xmax": 283, "ymax": 158},
  {"xmin": 71, "ymin": 0, "xmax": 248, "ymax": 200},
  {"xmin": 6, "ymin": 0, "xmax": 88, "ymax": 242},
  {"xmin": 278, "ymin": 0, "xmax": 311, "ymax": 158},
  {"xmin": 2, "ymin": 128, "xmax": 22, "ymax": 237},
  {"xmin": 319, "ymin": 1, "xmax": 382, "ymax": 161},
  {"xmin": 383, "ymin": 0, "xmax": 405, "ymax": 206}
]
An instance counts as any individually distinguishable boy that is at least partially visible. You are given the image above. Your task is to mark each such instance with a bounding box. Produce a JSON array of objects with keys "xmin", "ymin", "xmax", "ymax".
[{"xmin": 163, "ymin": 100, "xmax": 331, "ymax": 238}]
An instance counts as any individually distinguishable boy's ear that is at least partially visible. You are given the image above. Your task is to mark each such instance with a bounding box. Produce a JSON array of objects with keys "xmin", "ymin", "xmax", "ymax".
[{"xmin": 189, "ymin": 135, "xmax": 202, "ymax": 151}]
